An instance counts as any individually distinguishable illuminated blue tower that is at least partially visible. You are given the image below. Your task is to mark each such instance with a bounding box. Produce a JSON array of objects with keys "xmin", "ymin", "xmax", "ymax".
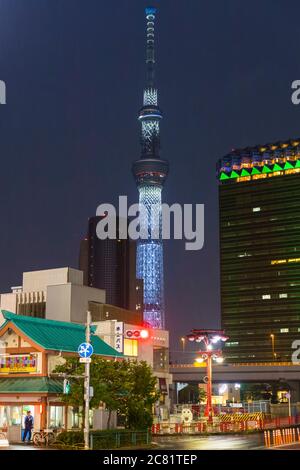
[{"xmin": 132, "ymin": 6, "xmax": 169, "ymax": 329}]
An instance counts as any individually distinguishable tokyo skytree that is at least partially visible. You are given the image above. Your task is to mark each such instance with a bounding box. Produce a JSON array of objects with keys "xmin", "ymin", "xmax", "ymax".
[{"xmin": 132, "ymin": 7, "xmax": 169, "ymax": 329}]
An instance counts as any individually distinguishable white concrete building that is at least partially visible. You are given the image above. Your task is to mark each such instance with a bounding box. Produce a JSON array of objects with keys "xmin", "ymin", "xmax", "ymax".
[
  {"xmin": 0, "ymin": 267, "xmax": 106, "ymax": 324},
  {"xmin": 94, "ymin": 320, "xmax": 172, "ymax": 418}
]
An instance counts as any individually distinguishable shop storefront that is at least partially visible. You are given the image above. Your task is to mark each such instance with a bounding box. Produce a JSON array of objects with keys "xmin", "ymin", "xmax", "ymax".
[{"xmin": 0, "ymin": 311, "xmax": 122, "ymax": 441}]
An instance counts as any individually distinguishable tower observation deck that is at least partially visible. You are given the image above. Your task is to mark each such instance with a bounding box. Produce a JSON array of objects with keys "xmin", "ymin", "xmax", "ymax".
[{"xmin": 132, "ymin": 6, "xmax": 169, "ymax": 329}]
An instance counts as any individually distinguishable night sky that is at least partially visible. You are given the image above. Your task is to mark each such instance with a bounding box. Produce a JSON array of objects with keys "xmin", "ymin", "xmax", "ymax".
[{"xmin": 1, "ymin": 0, "xmax": 300, "ymax": 358}]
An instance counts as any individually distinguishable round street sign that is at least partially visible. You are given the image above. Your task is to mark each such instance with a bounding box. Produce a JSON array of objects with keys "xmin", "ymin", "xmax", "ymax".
[{"xmin": 78, "ymin": 342, "xmax": 94, "ymax": 358}]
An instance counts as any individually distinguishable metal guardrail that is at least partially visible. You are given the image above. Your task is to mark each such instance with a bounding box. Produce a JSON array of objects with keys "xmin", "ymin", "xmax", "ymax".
[{"xmin": 170, "ymin": 362, "xmax": 299, "ymax": 367}]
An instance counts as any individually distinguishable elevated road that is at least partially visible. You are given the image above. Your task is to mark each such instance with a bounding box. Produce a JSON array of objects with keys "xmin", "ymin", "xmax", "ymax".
[{"xmin": 170, "ymin": 362, "xmax": 300, "ymax": 384}]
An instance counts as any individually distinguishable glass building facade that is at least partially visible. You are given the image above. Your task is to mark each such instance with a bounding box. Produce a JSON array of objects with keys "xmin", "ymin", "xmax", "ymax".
[{"xmin": 218, "ymin": 139, "xmax": 300, "ymax": 363}]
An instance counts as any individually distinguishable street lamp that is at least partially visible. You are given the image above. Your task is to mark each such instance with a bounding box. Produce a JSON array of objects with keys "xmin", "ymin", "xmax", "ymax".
[
  {"xmin": 270, "ymin": 334, "xmax": 276, "ymax": 360},
  {"xmin": 186, "ymin": 329, "xmax": 228, "ymax": 424},
  {"xmin": 180, "ymin": 337, "xmax": 186, "ymax": 352}
]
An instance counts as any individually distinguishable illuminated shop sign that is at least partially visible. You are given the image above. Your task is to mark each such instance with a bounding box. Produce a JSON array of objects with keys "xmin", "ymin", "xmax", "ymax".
[{"xmin": 0, "ymin": 354, "xmax": 38, "ymax": 374}]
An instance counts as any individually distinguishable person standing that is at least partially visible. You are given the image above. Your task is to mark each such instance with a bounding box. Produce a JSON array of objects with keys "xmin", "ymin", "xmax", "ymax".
[{"xmin": 22, "ymin": 410, "xmax": 34, "ymax": 443}]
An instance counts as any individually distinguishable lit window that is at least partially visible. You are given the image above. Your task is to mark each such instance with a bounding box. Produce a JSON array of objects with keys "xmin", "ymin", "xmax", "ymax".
[
  {"xmin": 280, "ymin": 328, "xmax": 289, "ymax": 333},
  {"xmin": 124, "ymin": 339, "xmax": 138, "ymax": 356},
  {"xmin": 262, "ymin": 295, "xmax": 271, "ymax": 300},
  {"xmin": 252, "ymin": 207, "xmax": 261, "ymax": 212},
  {"xmin": 279, "ymin": 293, "xmax": 288, "ymax": 298}
]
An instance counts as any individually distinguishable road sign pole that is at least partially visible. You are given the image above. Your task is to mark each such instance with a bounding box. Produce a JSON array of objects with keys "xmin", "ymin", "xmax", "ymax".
[{"xmin": 84, "ymin": 310, "xmax": 91, "ymax": 450}]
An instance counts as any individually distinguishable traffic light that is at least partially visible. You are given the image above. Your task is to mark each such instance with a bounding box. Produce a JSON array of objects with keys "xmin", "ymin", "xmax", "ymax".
[
  {"xmin": 125, "ymin": 329, "xmax": 149, "ymax": 339},
  {"xmin": 63, "ymin": 379, "xmax": 71, "ymax": 395}
]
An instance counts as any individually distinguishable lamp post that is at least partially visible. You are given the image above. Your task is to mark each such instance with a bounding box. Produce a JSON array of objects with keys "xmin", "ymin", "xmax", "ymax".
[
  {"xmin": 187, "ymin": 329, "xmax": 228, "ymax": 424},
  {"xmin": 270, "ymin": 334, "xmax": 276, "ymax": 360},
  {"xmin": 180, "ymin": 337, "xmax": 186, "ymax": 352}
]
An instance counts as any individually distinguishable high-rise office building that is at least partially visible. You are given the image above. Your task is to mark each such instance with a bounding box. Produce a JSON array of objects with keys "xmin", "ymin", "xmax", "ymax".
[
  {"xmin": 79, "ymin": 216, "xmax": 143, "ymax": 314},
  {"xmin": 132, "ymin": 7, "xmax": 169, "ymax": 329},
  {"xmin": 217, "ymin": 138, "xmax": 300, "ymax": 362}
]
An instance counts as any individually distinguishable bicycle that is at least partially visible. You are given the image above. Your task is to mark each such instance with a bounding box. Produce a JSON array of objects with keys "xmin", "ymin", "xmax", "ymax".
[{"xmin": 32, "ymin": 429, "xmax": 56, "ymax": 447}]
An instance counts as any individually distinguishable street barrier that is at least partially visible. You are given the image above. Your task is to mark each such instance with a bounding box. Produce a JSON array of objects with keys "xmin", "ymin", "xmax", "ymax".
[
  {"xmin": 151, "ymin": 415, "xmax": 300, "ymax": 436},
  {"xmin": 219, "ymin": 412, "xmax": 264, "ymax": 422},
  {"xmin": 264, "ymin": 427, "xmax": 300, "ymax": 447}
]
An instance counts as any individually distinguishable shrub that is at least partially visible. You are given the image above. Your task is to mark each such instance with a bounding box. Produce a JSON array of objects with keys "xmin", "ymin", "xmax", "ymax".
[
  {"xmin": 55, "ymin": 429, "xmax": 150, "ymax": 449},
  {"xmin": 56, "ymin": 430, "xmax": 84, "ymax": 446}
]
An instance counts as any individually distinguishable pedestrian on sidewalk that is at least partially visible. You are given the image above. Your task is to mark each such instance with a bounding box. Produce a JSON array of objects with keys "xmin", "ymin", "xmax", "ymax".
[{"xmin": 22, "ymin": 411, "xmax": 34, "ymax": 443}]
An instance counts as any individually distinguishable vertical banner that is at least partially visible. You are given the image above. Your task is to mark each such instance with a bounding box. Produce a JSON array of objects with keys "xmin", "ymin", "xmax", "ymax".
[{"xmin": 114, "ymin": 322, "xmax": 124, "ymax": 353}]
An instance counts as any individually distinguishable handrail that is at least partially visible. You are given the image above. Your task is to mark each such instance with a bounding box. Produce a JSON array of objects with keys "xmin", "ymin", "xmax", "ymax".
[{"xmin": 170, "ymin": 362, "xmax": 299, "ymax": 368}]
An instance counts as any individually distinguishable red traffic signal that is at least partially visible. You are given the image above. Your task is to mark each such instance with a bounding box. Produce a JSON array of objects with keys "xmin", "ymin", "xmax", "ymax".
[{"xmin": 126, "ymin": 329, "xmax": 149, "ymax": 339}]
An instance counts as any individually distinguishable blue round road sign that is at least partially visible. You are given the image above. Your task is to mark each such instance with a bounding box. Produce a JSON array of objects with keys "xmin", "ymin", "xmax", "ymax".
[{"xmin": 78, "ymin": 342, "xmax": 94, "ymax": 358}]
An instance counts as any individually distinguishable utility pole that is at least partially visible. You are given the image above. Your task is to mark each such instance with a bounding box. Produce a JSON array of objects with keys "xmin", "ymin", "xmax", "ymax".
[{"xmin": 84, "ymin": 310, "xmax": 91, "ymax": 450}]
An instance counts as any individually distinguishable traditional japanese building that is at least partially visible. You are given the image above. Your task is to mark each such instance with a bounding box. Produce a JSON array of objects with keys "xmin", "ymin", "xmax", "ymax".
[{"xmin": 0, "ymin": 311, "xmax": 121, "ymax": 441}]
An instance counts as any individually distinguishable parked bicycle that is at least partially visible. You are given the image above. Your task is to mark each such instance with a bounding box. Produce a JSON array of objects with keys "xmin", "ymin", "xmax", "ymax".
[{"xmin": 32, "ymin": 428, "xmax": 59, "ymax": 447}]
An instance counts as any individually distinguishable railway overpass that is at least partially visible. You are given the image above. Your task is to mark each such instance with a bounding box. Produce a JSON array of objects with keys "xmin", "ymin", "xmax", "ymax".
[{"xmin": 170, "ymin": 362, "xmax": 300, "ymax": 400}]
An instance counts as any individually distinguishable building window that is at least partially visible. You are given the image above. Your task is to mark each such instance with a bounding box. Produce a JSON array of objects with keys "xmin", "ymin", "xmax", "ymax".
[
  {"xmin": 280, "ymin": 328, "xmax": 289, "ymax": 333},
  {"xmin": 252, "ymin": 207, "xmax": 261, "ymax": 212},
  {"xmin": 49, "ymin": 406, "xmax": 64, "ymax": 429},
  {"xmin": 262, "ymin": 295, "xmax": 271, "ymax": 300},
  {"xmin": 279, "ymin": 293, "xmax": 288, "ymax": 298},
  {"xmin": 153, "ymin": 348, "xmax": 169, "ymax": 372},
  {"xmin": 124, "ymin": 339, "xmax": 138, "ymax": 357},
  {"xmin": 70, "ymin": 407, "xmax": 80, "ymax": 429}
]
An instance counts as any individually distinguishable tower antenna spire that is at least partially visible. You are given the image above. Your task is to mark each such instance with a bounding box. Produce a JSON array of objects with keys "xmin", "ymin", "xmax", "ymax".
[{"xmin": 145, "ymin": 6, "xmax": 157, "ymax": 87}]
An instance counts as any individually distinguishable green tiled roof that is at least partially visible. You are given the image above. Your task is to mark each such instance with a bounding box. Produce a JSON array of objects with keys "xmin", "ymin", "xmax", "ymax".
[
  {"xmin": 1, "ymin": 311, "xmax": 122, "ymax": 357},
  {"xmin": 0, "ymin": 377, "xmax": 63, "ymax": 394}
]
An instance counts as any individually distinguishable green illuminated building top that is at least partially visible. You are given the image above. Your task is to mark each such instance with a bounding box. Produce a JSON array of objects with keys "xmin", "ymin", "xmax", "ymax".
[
  {"xmin": 217, "ymin": 138, "xmax": 300, "ymax": 184},
  {"xmin": 218, "ymin": 137, "xmax": 300, "ymax": 363}
]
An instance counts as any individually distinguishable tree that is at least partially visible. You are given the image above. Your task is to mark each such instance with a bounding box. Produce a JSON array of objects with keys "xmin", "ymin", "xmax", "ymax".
[
  {"xmin": 53, "ymin": 357, "xmax": 159, "ymax": 430},
  {"xmin": 241, "ymin": 383, "xmax": 273, "ymax": 402},
  {"xmin": 124, "ymin": 361, "xmax": 159, "ymax": 430},
  {"xmin": 178, "ymin": 384, "xmax": 206, "ymax": 404}
]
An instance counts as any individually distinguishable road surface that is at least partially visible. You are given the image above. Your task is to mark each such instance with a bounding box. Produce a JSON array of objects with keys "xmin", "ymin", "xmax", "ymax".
[{"xmin": 152, "ymin": 434, "xmax": 264, "ymax": 450}]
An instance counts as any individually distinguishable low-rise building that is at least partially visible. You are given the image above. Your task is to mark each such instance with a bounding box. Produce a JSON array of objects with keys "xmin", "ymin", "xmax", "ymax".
[
  {"xmin": 0, "ymin": 311, "xmax": 121, "ymax": 441},
  {"xmin": 0, "ymin": 267, "xmax": 106, "ymax": 324},
  {"xmin": 94, "ymin": 320, "xmax": 172, "ymax": 419},
  {"xmin": 0, "ymin": 267, "xmax": 173, "ymax": 422}
]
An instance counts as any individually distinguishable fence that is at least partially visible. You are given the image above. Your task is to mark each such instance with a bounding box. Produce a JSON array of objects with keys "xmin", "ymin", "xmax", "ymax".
[
  {"xmin": 90, "ymin": 431, "xmax": 150, "ymax": 449},
  {"xmin": 262, "ymin": 415, "xmax": 300, "ymax": 429},
  {"xmin": 152, "ymin": 415, "xmax": 300, "ymax": 435},
  {"xmin": 173, "ymin": 401, "xmax": 270, "ymax": 417}
]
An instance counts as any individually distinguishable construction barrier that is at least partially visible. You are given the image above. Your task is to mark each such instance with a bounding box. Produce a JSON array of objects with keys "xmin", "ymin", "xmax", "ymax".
[
  {"xmin": 264, "ymin": 427, "xmax": 300, "ymax": 447},
  {"xmin": 152, "ymin": 424, "xmax": 161, "ymax": 434},
  {"xmin": 219, "ymin": 412, "xmax": 264, "ymax": 422}
]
